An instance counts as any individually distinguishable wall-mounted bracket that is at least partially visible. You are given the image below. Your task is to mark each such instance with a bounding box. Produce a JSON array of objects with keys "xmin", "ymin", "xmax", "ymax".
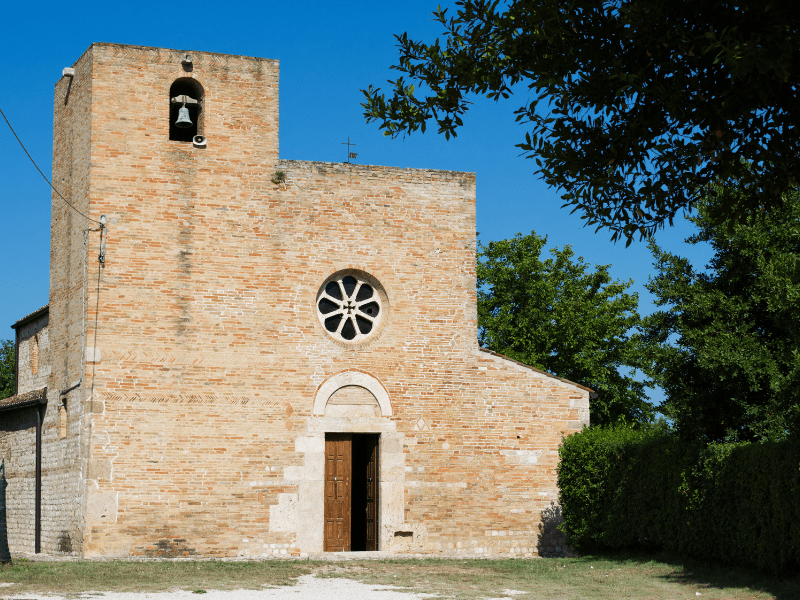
[{"xmin": 171, "ymin": 95, "xmax": 200, "ymax": 105}]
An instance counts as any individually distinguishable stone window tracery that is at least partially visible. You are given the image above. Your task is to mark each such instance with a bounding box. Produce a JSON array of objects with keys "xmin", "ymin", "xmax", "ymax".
[{"xmin": 317, "ymin": 273, "xmax": 383, "ymax": 343}]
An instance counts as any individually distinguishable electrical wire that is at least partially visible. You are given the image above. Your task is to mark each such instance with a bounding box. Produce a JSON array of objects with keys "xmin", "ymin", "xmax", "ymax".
[{"xmin": 0, "ymin": 105, "xmax": 101, "ymax": 225}]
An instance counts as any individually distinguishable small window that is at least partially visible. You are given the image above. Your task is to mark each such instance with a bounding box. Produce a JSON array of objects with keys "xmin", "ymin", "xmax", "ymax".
[
  {"xmin": 59, "ymin": 400, "xmax": 67, "ymax": 439},
  {"xmin": 169, "ymin": 78, "xmax": 204, "ymax": 142},
  {"xmin": 31, "ymin": 334, "xmax": 39, "ymax": 375}
]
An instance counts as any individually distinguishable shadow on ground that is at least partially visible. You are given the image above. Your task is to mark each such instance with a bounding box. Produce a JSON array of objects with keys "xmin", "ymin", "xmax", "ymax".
[{"xmin": 585, "ymin": 549, "xmax": 800, "ymax": 600}]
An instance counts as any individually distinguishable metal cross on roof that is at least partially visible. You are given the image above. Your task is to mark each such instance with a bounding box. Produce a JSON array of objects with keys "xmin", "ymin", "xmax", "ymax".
[{"xmin": 342, "ymin": 137, "xmax": 358, "ymax": 163}]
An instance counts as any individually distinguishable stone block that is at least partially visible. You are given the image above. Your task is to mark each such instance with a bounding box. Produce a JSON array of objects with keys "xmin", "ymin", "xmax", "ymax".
[
  {"xmin": 269, "ymin": 493, "xmax": 298, "ymax": 532},
  {"xmin": 85, "ymin": 491, "xmax": 117, "ymax": 524}
]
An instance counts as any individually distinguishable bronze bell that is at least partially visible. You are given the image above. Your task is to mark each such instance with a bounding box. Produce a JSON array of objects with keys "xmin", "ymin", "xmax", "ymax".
[{"xmin": 175, "ymin": 103, "xmax": 192, "ymax": 128}]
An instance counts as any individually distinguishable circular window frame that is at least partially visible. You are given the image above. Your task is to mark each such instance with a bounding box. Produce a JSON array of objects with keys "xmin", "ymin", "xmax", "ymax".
[{"xmin": 315, "ymin": 270, "xmax": 389, "ymax": 347}]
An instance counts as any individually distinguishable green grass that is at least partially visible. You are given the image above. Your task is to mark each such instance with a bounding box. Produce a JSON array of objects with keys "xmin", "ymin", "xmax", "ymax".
[
  {"xmin": 0, "ymin": 559, "xmax": 314, "ymax": 596},
  {"xmin": 0, "ymin": 552, "xmax": 797, "ymax": 599},
  {"xmin": 319, "ymin": 552, "xmax": 800, "ymax": 600}
]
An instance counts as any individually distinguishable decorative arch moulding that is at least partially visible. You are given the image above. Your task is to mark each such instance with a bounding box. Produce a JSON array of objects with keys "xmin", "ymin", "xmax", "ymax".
[{"xmin": 312, "ymin": 370, "xmax": 392, "ymax": 417}]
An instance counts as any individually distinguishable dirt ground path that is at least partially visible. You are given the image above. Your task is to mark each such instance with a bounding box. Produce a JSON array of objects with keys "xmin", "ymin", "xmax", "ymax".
[{"xmin": 1, "ymin": 574, "xmax": 458, "ymax": 600}]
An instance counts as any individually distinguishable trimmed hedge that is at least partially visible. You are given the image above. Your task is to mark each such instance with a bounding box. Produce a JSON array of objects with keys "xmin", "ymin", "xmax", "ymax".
[{"xmin": 558, "ymin": 426, "xmax": 800, "ymax": 573}]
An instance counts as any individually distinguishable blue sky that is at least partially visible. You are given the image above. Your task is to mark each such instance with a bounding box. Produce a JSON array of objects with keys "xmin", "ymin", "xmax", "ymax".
[{"xmin": 0, "ymin": 0, "xmax": 713, "ymax": 407}]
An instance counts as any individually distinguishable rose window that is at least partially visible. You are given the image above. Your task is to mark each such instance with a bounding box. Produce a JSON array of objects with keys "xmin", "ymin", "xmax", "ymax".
[{"xmin": 317, "ymin": 274, "xmax": 382, "ymax": 342}]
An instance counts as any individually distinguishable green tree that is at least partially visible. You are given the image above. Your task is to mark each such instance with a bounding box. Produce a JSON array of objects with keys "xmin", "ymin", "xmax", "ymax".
[
  {"xmin": 478, "ymin": 231, "xmax": 653, "ymax": 425},
  {"xmin": 641, "ymin": 188, "xmax": 800, "ymax": 442},
  {"xmin": 0, "ymin": 340, "xmax": 14, "ymax": 399},
  {"xmin": 362, "ymin": 0, "xmax": 800, "ymax": 244}
]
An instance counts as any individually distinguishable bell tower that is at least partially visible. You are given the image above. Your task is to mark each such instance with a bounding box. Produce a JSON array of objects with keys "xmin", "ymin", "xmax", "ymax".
[
  {"xmin": 50, "ymin": 41, "xmax": 281, "ymax": 396},
  {"xmin": 50, "ymin": 41, "xmax": 282, "ymax": 391},
  {"xmin": 48, "ymin": 44, "xmax": 282, "ymax": 555}
]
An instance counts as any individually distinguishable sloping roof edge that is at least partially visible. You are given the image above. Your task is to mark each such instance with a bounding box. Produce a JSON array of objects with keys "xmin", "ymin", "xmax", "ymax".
[
  {"xmin": 478, "ymin": 347, "xmax": 594, "ymax": 394},
  {"xmin": 0, "ymin": 388, "xmax": 48, "ymax": 412},
  {"xmin": 11, "ymin": 305, "xmax": 49, "ymax": 330}
]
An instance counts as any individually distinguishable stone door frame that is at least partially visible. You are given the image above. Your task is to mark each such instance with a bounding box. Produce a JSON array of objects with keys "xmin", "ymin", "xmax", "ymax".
[{"xmin": 293, "ymin": 371, "xmax": 405, "ymax": 553}]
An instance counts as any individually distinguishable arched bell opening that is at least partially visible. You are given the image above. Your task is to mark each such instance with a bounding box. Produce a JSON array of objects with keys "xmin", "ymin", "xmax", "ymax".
[{"xmin": 169, "ymin": 78, "xmax": 204, "ymax": 142}]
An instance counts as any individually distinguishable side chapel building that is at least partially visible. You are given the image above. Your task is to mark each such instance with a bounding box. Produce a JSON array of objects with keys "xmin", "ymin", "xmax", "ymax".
[{"xmin": 0, "ymin": 43, "xmax": 590, "ymax": 558}]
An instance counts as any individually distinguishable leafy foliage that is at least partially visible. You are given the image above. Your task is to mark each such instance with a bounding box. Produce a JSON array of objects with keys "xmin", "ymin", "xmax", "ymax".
[
  {"xmin": 641, "ymin": 187, "xmax": 800, "ymax": 442},
  {"xmin": 558, "ymin": 426, "xmax": 800, "ymax": 573},
  {"xmin": 0, "ymin": 339, "xmax": 14, "ymax": 399},
  {"xmin": 557, "ymin": 425, "xmax": 688, "ymax": 552},
  {"xmin": 478, "ymin": 231, "xmax": 653, "ymax": 425},
  {"xmin": 362, "ymin": 0, "xmax": 800, "ymax": 243}
]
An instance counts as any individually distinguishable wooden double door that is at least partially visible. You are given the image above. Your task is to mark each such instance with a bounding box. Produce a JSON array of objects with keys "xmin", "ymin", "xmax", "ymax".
[{"xmin": 324, "ymin": 433, "xmax": 379, "ymax": 552}]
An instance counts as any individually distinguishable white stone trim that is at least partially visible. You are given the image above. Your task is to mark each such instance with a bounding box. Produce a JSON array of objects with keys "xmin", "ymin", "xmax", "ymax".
[
  {"xmin": 313, "ymin": 371, "xmax": 392, "ymax": 416},
  {"xmin": 292, "ymin": 418, "xmax": 410, "ymax": 553}
]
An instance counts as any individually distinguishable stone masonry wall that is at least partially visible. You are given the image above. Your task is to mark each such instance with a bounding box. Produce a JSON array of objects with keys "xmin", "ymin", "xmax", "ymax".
[
  {"xmin": 0, "ymin": 407, "xmax": 36, "ymax": 554},
  {"xmin": 1, "ymin": 313, "xmax": 84, "ymax": 555},
  {"xmin": 2, "ymin": 301, "xmax": 84, "ymax": 555},
  {"xmin": 0, "ymin": 397, "xmax": 85, "ymax": 555},
  {"xmin": 1, "ymin": 310, "xmax": 46, "ymax": 554},
  {"xmin": 47, "ymin": 43, "xmax": 589, "ymax": 557}
]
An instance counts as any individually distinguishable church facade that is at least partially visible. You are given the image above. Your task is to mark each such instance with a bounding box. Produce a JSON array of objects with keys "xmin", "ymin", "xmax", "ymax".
[{"xmin": 0, "ymin": 43, "xmax": 590, "ymax": 558}]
